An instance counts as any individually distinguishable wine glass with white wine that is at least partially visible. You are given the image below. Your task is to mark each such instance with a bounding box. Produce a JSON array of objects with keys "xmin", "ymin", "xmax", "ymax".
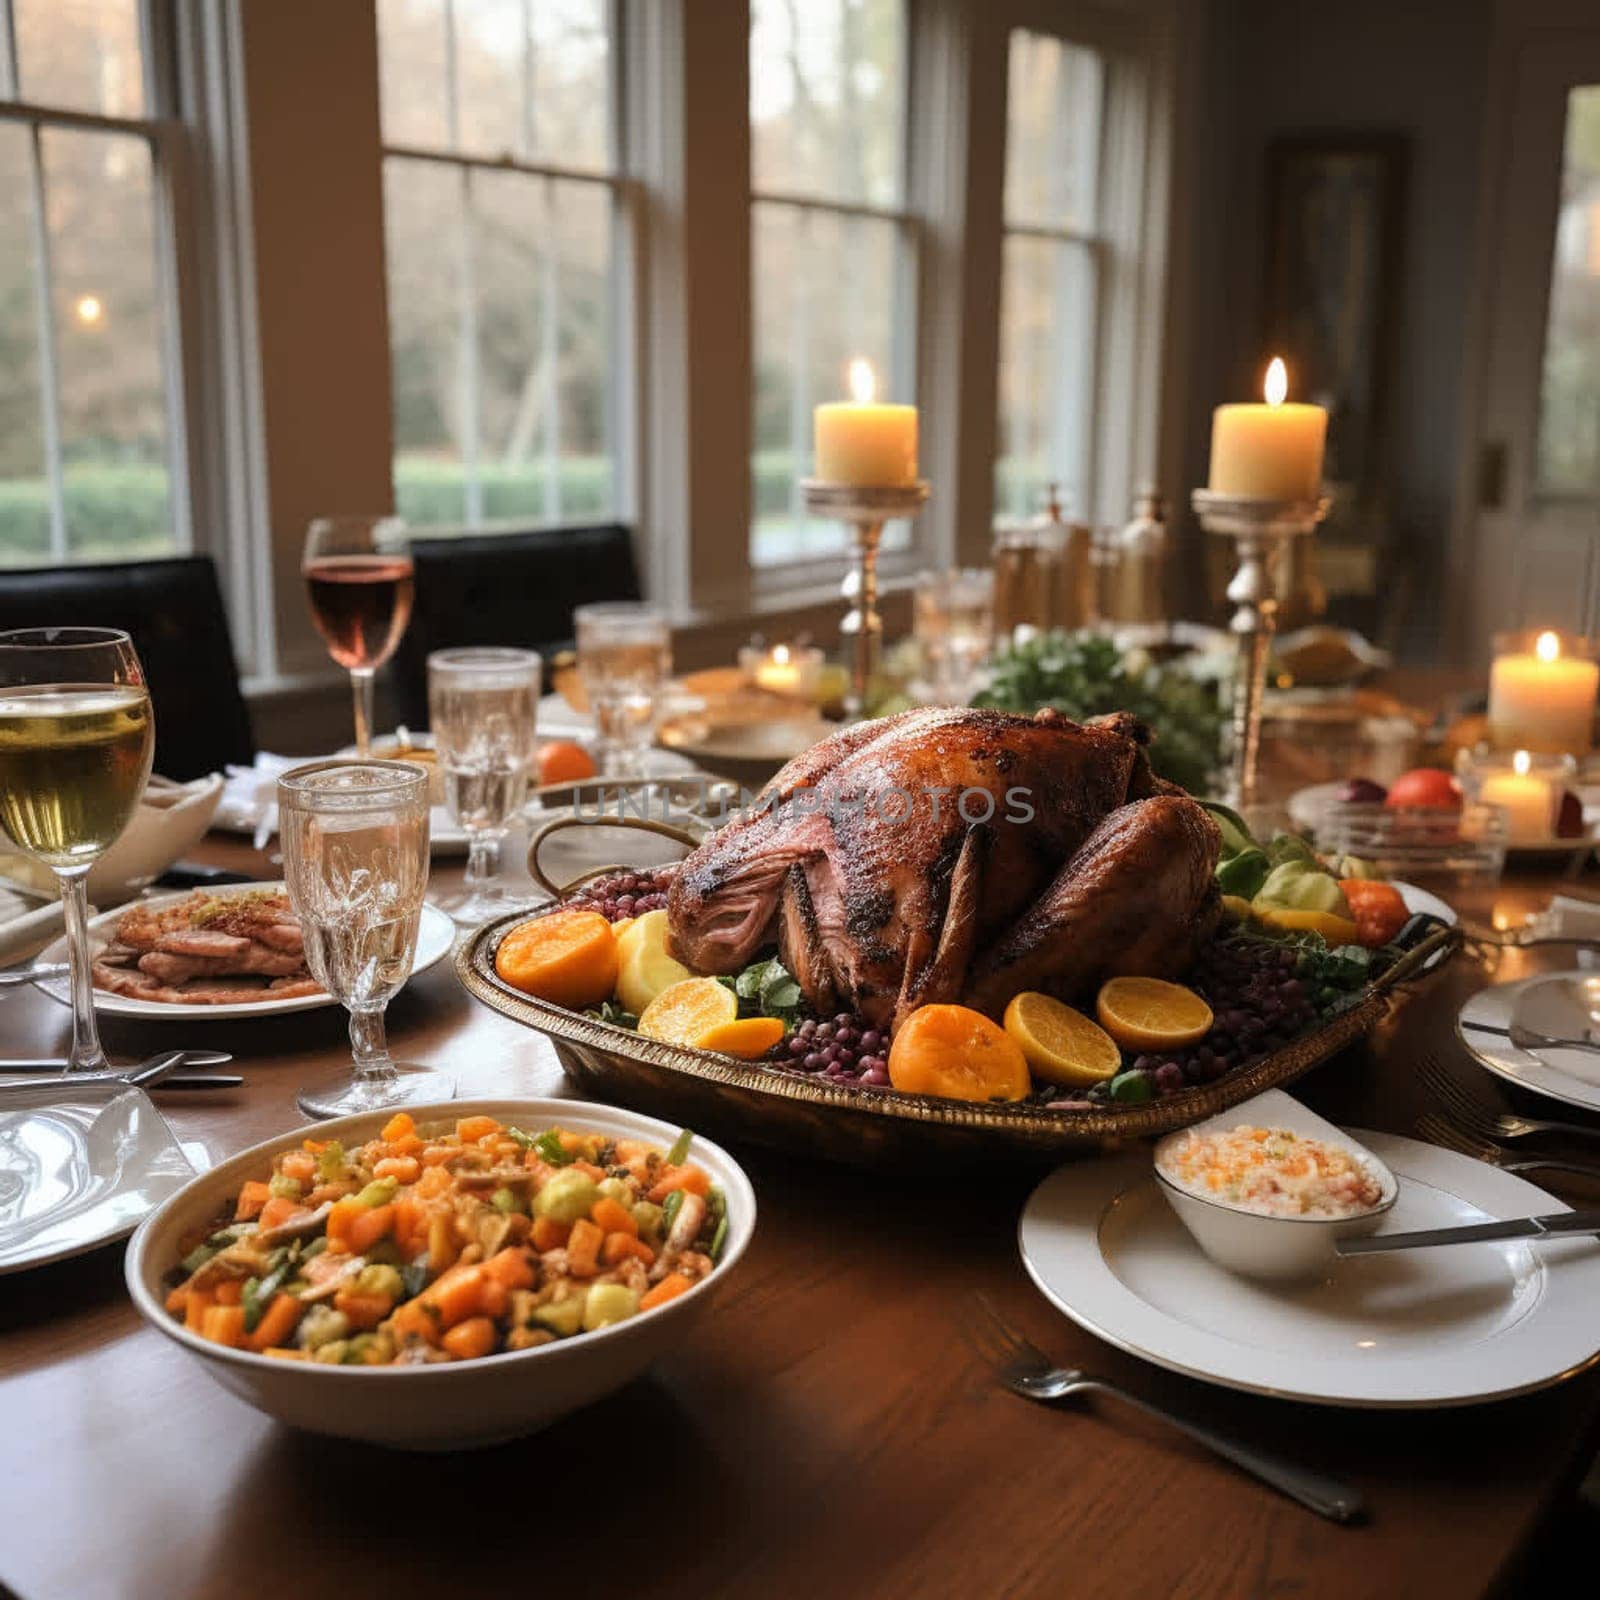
[{"xmin": 0, "ymin": 628, "xmax": 154, "ymax": 1071}]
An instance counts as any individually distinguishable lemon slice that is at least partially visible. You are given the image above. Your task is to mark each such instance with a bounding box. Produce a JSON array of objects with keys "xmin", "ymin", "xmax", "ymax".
[
  {"xmin": 1095, "ymin": 976, "xmax": 1213, "ymax": 1051},
  {"xmin": 1003, "ymin": 991, "xmax": 1122, "ymax": 1086},
  {"xmin": 637, "ymin": 976, "xmax": 738, "ymax": 1047}
]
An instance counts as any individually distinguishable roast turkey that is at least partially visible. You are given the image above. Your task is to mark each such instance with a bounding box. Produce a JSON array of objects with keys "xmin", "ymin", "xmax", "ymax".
[{"xmin": 666, "ymin": 706, "xmax": 1221, "ymax": 1028}]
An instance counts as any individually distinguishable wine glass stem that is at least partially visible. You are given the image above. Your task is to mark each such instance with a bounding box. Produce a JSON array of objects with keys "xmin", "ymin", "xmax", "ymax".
[
  {"xmin": 348, "ymin": 1005, "xmax": 395, "ymax": 1086},
  {"xmin": 350, "ymin": 667, "xmax": 376, "ymax": 756},
  {"xmin": 464, "ymin": 832, "xmax": 501, "ymax": 893},
  {"xmin": 58, "ymin": 867, "xmax": 108, "ymax": 1072}
]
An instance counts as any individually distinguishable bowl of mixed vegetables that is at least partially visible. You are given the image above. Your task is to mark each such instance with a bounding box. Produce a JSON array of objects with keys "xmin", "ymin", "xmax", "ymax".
[{"xmin": 125, "ymin": 1099, "xmax": 755, "ymax": 1449}]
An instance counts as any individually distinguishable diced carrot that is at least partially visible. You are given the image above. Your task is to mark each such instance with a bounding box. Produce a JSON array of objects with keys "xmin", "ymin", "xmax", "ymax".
[
  {"xmin": 558, "ymin": 1130, "xmax": 584, "ymax": 1153},
  {"xmin": 391, "ymin": 1197, "xmax": 425, "ymax": 1251},
  {"xmin": 345, "ymin": 1203, "xmax": 395, "ymax": 1255},
  {"xmin": 280, "ymin": 1150, "xmax": 317, "ymax": 1185},
  {"xmin": 183, "ymin": 1288, "xmax": 215, "ymax": 1331},
  {"xmin": 374, "ymin": 1155, "xmax": 421, "ymax": 1184},
  {"xmin": 477, "ymin": 1278, "xmax": 511, "ymax": 1319},
  {"xmin": 613, "ymin": 1139, "xmax": 651, "ymax": 1164},
  {"xmin": 333, "ymin": 1289, "xmax": 393, "ymax": 1331},
  {"xmin": 234, "ymin": 1179, "xmax": 272, "ymax": 1221},
  {"xmin": 381, "ymin": 1111, "xmax": 416, "ymax": 1141},
  {"xmin": 201, "ymin": 1304, "xmax": 247, "ymax": 1348},
  {"xmin": 456, "ymin": 1115, "xmax": 501, "ymax": 1145},
  {"xmin": 601, "ymin": 1232, "xmax": 655, "ymax": 1268},
  {"xmin": 429, "ymin": 1263, "xmax": 486, "ymax": 1329},
  {"xmin": 386, "ymin": 1133, "xmax": 424, "ymax": 1158},
  {"xmin": 325, "ymin": 1197, "xmax": 361, "ymax": 1250},
  {"xmin": 256, "ymin": 1195, "xmax": 301, "ymax": 1234},
  {"xmin": 567, "ymin": 1217, "xmax": 603, "ymax": 1277},
  {"xmin": 531, "ymin": 1215, "xmax": 571, "ymax": 1252},
  {"xmin": 591, "ymin": 1197, "xmax": 637, "ymax": 1237},
  {"xmin": 421, "ymin": 1143, "xmax": 457, "ymax": 1167},
  {"xmin": 246, "ymin": 1292, "xmax": 304, "ymax": 1352},
  {"xmin": 213, "ymin": 1279, "xmax": 244, "ymax": 1306},
  {"xmin": 570, "ymin": 1159, "xmax": 605, "ymax": 1182},
  {"xmin": 647, "ymin": 1164, "xmax": 711, "ymax": 1203},
  {"xmin": 639, "ymin": 1272, "xmax": 695, "ymax": 1312},
  {"xmin": 302, "ymin": 1138, "xmax": 328, "ymax": 1153},
  {"xmin": 441, "ymin": 1315, "xmax": 497, "ymax": 1361},
  {"xmin": 165, "ymin": 1285, "xmax": 188, "ymax": 1315},
  {"xmin": 484, "ymin": 1247, "xmax": 536, "ymax": 1291}
]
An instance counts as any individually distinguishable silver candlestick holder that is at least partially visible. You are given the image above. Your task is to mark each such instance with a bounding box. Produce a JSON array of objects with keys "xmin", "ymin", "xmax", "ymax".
[
  {"xmin": 801, "ymin": 478, "xmax": 931, "ymax": 716},
  {"xmin": 1191, "ymin": 488, "xmax": 1330, "ymax": 813}
]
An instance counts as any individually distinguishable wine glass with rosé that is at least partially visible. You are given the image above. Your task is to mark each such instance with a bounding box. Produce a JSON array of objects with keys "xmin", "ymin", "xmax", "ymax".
[{"xmin": 302, "ymin": 516, "xmax": 414, "ymax": 755}]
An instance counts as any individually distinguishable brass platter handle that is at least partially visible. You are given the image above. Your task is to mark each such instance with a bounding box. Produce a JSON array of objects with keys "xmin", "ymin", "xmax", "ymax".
[
  {"xmin": 526, "ymin": 812, "xmax": 704, "ymax": 901},
  {"xmin": 1371, "ymin": 922, "xmax": 1462, "ymax": 995}
]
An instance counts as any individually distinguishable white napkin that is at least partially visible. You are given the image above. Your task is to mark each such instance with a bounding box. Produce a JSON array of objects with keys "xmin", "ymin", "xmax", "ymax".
[{"xmin": 218, "ymin": 753, "xmax": 303, "ymax": 848}]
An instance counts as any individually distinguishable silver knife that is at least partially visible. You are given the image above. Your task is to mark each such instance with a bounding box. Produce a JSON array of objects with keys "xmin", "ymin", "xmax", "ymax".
[
  {"xmin": 1338, "ymin": 1210, "xmax": 1600, "ymax": 1256},
  {"xmin": 0, "ymin": 1049, "xmax": 234, "ymax": 1071}
]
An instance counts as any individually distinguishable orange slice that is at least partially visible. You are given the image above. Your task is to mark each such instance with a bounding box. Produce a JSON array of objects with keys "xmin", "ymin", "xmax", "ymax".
[
  {"xmin": 887, "ymin": 1003, "xmax": 1031, "ymax": 1103},
  {"xmin": 1003, "ymin": 992, "xmax": 1122, "ymax": 1086},
  {"xmin": 494, "ymin": 910, "xmax": 618, "ymax": 1010},
  {"xmin": 694, "ymin": 1016, "xmax": 785, "ymax": 1059},
  {"xmin": 637, "ymin": 977, "xmax": 738, "ymax": 1047},
  {"xmin": 1095, "ymin": 977, "xmax": 1213, "ymax": 1051}
]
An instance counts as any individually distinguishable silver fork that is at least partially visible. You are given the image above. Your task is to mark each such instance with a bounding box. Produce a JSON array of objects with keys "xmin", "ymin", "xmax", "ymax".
[
  {"xmin": 1417, "ymin": 1052, "xmax": 1600, "ymax": 1145},
  {"xmin": 1416, "ymin": 1114, "xmax": 1600, "ymax": 1182},
  {"xmin": 960, "ymin": 1295, "xmax": 1364, "ymax": 1523}
]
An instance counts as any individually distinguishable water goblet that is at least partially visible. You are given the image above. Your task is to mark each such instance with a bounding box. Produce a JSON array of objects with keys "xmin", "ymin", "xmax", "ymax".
[
  {"xmin": 277, "ymin": 759, "xmax": 450, "ymax": 1118},
  {"xmin": 574, "ymin": 602, "xmax": 670, "ymax": 779}
]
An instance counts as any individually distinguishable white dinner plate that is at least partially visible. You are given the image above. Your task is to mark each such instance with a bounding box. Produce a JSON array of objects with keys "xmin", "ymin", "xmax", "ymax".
[
  {"xmin": 1393, "ymin": 880, "xmax": 1456, "ymax": 926},
  {"xmin": 35, "ymin": 884, "xmax": 456, "ymax": 1021},
  {"xmin": 1458, "ymin": 971, "xmax": 1600, "ymax": 1115},
  {"xmin": 0, "ymin": 1083, "xmax": 208, "ymax": 1274},
  {"xmin": 1018, "ymin": 1128, "xmax": 1600, "ymax": 1407}
]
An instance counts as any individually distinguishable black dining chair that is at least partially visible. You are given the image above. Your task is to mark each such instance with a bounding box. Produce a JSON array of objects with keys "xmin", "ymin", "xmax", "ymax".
[
  {"xmin": 390, "ymin": 522, "xmax": 642, "ymax": 727},
  {"xmin": 0, "ymin": 554, "xmax": 257, "ymax": 780}
]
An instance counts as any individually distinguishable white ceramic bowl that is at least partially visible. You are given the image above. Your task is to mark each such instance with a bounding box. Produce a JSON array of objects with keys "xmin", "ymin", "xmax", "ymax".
[
  {"xmin": 1152, "ymin": 1090, "xmax": 1397, "ymax": 1282},
  {"xmin": 125, "ymin": 1098, "xmax": 755, "ymax": 1449}
]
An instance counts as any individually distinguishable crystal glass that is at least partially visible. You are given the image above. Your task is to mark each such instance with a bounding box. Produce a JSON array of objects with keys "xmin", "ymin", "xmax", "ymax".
[
  {"xmin": 301, "ymin": 515, "xmax": 414, "ymax": 756},
  {"xmin": 0, "ymin": 628, "xmax": 153, "ymax": 1070},
  {"xmin": 428, "ymin": 646, "xmax": 541, "ymax": 925},
  {"xmin": 915, "ymin": 568, "xmax": 994, "ymax": 703},
  {"xmin": 574, "ymin": 602, "xmax": 670, "ymax": 778},
  {"xmin": 277, "ymin": 760, "xmax": 449, "ymax": 1118}
]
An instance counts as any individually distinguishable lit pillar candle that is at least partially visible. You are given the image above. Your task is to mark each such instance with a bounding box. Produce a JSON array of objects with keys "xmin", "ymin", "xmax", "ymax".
[
  {"xmin": 1478, "ymin": 751, "xmax": 1557, "ymax": 844},
  {"xmin": 813, "ymin": 359, "xmax": 918, "ymax": 486},
  {"xmin": 1487, "ymin": 630, "xmax": 1598, "ymax": 756},
  {"xmin": 1207, "ymin": 358, "xmax": 1328, "ymax": 500}
]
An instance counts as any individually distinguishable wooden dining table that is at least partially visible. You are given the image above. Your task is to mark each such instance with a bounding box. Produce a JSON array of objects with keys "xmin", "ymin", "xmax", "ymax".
[{"xmin": 2, "ymin": 833, "xmax": 1599, "ymax": 1600}]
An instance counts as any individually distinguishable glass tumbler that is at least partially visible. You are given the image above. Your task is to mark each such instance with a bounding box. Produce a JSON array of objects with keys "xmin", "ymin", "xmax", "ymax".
[{"xmin": 574, "ymin": 602, "xmax": 671, "ymax": 778}]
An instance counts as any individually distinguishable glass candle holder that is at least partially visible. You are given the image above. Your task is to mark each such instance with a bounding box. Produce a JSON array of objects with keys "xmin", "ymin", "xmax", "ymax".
[
  {"xmin": 1457, "ymin": 747, "xmax": 1578, "ymax": 846},
  {"xmin": 1487, "ymin": 630, "xmax": 1597, "ymax": 756},
  {"xmin": 738, "ymin": 642, "xmax": 825, "ymax": 701}
]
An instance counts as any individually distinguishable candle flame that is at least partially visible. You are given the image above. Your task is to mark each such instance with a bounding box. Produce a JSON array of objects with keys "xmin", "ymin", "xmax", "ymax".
[
  {"xmin": 1536, "ymin": 630, "xmax": 1560, "ymax": 663},
  {"xmin": 848, "ymin": 358, "xmax": 876, "ymax": 404},
  {"xmin": 1264, "ymin": 357, "xmax": 1287, "ymax": 406},
  {"xmin": 772, "ymin": 643, "xmax": 790, "ymax": 664},
  {"xmin": 1513, "ymin": 750, "xmax": 1531, "ymax": 776}
]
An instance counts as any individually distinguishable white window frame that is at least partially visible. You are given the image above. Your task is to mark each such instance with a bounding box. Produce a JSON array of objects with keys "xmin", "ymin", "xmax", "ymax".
[
  {"xmin": 377, "ymin": 0, "xmax": 636, "ymax": 538},
  {"xmin": 748, "ymin": 1, "xmax": 925, "ymax": 597},
  {"xmin": 0, "ymin": 0, "xmax": 198, "ymax": 567}
]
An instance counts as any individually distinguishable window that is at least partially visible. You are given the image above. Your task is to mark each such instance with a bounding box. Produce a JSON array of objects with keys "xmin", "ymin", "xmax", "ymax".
[
  {"xmin": 995, "ymin": 31, "xmax": 1105, "ymax": 523},
  {"xmin": 377, "ymin": 0, "xmax": 622, "ymax": 533},
  {"xmin": 1535, "ymin": 84, "xmax": 1600, "ymax": 499},
  {"xmin": 0, "ymin": 0, "xmax": 187, "ymax": 567},
  {"xmin": 749, "ymin": 0, "xmax": 915, "ymax": 568}
]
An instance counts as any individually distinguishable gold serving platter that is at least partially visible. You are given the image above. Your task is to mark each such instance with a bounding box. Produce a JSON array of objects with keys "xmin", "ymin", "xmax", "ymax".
[{"xmin": 456, "ymin": 827, "xmax": 1461, "ymax": 1166}]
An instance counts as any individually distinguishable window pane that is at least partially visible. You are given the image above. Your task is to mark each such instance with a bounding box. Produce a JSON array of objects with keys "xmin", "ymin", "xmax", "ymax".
[
  {"xmin": 0, "ymin": 126, "xmax": 50, "ymax": 567},
  {"xmin": 381, "ymin": 0, "xmax": 611, "ymax": 169},
  {"xmin": 14, "ymin": 0, "xmax": 144, "ymax": 119},
  {"xmin": 751, "ymin": 201, "xmax": 904, "ymax": 565},
  {"xmin": 1535, "ymin": 85, "xmax": 1600, "ymax": 497},
  {"xmin": 751, "ymin": 0, "xmax": 904, "ymax": 207},
  {"xmin": 377, "ymin": 0, "xmax": 452, "ymax": 148},
  {"xmin": 386, "ymin": 157, "xmax": 468, "ymax": 528},
  {"xmin": 995, "ymin": 235, "xmax": 1095, "ymax": 520},
  {"xmin": 1004, "ymin": 31, "xmax": 1102, "ymax": 232},
  {"xmin": 473, "ymin": 170, "xmax": 613, "ymax": 524},
  {"xmin": 42, "ymin": 128, "xmax": 173, "ymax": 560}
]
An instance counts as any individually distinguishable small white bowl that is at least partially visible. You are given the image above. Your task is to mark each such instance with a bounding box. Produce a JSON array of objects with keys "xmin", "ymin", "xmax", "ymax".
[
  {"xmin": 125, "ymin": 1098, "xmax": 755, "ymax": 1449},
  {"xmin": 1152, "ymin": 1090, "xmax": 1397, "ymax": 1282}
]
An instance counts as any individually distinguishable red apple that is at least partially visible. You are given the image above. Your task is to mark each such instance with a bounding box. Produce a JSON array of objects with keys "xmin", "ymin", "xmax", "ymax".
[{"xmin": 1383, "ymin": 768, "xmax": 1460, "ymax": 811}]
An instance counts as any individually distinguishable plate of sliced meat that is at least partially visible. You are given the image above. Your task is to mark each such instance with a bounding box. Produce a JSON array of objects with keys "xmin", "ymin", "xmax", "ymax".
[{"xmin": 36, "ymin": 885, "xmax": 456, "ymax": 1019}]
